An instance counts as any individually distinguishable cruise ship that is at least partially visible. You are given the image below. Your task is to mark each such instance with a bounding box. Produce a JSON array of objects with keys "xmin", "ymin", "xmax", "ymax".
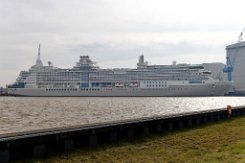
[{"xmin": 7, "ymin": 45, "xmax": 231, "ymax": 97}]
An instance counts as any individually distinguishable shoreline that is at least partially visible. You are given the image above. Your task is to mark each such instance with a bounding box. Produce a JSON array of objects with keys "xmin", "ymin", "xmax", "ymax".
[{"xmin": 27, "ymin": 116, "xmax": 245, "ymax": 162}]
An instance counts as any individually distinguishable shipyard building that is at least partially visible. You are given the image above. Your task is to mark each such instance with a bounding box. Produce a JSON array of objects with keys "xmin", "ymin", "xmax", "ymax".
[{"xmin": 224, "ymin": 41, "xmax": 245, "ymax": 95}]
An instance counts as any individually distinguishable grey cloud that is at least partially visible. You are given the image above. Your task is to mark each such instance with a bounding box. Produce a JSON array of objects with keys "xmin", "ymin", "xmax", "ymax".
[
  {"xmin": 0, "ymin": 0, "xmax": 242, "ymax": 86},
  {"xmin": 58, "ymin": 41, "xmax": 225, "ymax": 68},
  {"xmin": 0, "ymin": 0, "xmax": 240, "ymax": 36}
]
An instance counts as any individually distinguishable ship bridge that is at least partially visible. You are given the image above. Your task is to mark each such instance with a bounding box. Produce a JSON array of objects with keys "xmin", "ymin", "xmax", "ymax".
[{"xmin": 73, "ymin": 56, "xmax": 98, "ymax": 70}]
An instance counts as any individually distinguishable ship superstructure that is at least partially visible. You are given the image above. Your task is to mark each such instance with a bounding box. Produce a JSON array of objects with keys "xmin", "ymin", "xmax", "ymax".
[{"xmin": 8, "ymin": 46, "xmax": 231, "ymax": 96}]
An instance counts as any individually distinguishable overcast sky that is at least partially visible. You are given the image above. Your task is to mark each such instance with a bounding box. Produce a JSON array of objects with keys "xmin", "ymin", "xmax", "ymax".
[{"xmin": 0, "ymin": 0, "xmax": 244, "ymax": 86}]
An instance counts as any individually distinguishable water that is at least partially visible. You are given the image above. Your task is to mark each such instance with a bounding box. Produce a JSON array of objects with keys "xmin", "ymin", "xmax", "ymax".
[{"xmin": 0, "ymin": 96, "xmax": 245, "ymax": 135}]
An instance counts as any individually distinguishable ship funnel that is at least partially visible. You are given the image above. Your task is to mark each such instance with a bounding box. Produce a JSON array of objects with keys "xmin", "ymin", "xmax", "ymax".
[
  {"xmin": 137, "ymin": 54, "xmax": 148, "ymax": 68},
  {"xmin": 139, "ymin": 55, "xmax": 144, "ymax": 64}
]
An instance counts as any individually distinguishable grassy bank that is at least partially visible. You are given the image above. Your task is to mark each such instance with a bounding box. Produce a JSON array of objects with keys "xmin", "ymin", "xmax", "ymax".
[{"xmin": 23, "ymin": 116, "xmax": 245, "ymax": 162}]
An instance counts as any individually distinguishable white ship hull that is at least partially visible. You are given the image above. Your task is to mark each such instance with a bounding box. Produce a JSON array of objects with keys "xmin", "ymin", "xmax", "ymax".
[
  {"xmin": 8, "ymin": 82, "xmax": 230, "ymax": 97},
  {"xmin": 8, "ymin": 51, "xmax": 232, "ymax": 97}
]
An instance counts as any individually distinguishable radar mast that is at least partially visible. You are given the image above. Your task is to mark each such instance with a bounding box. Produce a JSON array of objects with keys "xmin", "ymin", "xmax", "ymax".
[{"xmin": 35, "ymin": 43, "xmax": 43, "ymax": 67}]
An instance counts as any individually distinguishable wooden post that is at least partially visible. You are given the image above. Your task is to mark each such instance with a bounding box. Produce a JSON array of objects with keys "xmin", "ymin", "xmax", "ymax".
[
  {"xmin": 89, "ymin": 135, "xmax": 98, "ymax": 147},
  {"xmin": 128, "ymin": 128, "xmax": 134, "ymax": 140},
  {"xmin": 110, "ymin": 131, "xmax": 118, "ymax": 143},
  {"xmin": 0, "ymin": 149, "xmax": 9, "ymax": 163},
  {"xmin": 156, "ymin": 124, "xmax": 162, "ymax": 133},
  {"xmin": 64, "ymin": 139, "xmax": 74, "ymax": 151},
  {"xmin": 168, "ymin": 122, "xmax": 173, "ymax": 130},
  {"xmin": 188, "ymin": 119, "xmax": 192, "ymax": 127},
  {"xmin": 33, "ymin": 144, "xmax": 46, "ymax": 157},
  {"xmin": 143, "ymin": 126, "xmax": 149, "ymax": 136},
  {"xmin": 178, "ymin": 121, "xmax": 183, "ymax": 129}
]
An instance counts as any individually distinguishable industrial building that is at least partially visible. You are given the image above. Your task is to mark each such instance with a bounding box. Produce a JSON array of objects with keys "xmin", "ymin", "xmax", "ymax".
[{"xmin": 224, "ymin": 41, "xmax": 245, "ymax": 95}]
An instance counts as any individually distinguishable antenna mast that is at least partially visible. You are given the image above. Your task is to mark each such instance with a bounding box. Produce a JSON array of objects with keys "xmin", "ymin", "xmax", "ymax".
[
  {"xmin": 35, "ymin": 43, "xmax": 43, "ymax": 66},
  {"xmin": 38, "ymin": 43, "xmax": 41, "ymax": 60}
]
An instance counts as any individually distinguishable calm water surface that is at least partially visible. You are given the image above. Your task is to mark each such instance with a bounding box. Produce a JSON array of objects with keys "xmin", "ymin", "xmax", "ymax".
[{"xmin": 0, "ymin": 96, "xmax": 245, "ymax": 134}]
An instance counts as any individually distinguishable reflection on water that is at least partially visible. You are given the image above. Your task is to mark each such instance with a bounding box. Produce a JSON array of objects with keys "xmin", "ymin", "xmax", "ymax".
[{"xmin": 0, "ymin": 96, "xmax": 245, "ymax": 134}]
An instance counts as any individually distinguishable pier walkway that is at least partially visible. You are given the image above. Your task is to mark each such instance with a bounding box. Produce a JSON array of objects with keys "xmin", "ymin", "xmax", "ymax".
[{"xmin": 1, "ymin": 106, "xmax": 245, "ymax": 162}]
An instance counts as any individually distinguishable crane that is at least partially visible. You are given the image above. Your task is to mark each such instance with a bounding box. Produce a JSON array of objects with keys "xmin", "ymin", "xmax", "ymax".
[
  {"xmin": 238, "ymin": 27, "xmax": 245, "ymax": 42},
  {"xmin": 223, "ymin": 27, "xmax": 245, "ymax": 81},
  {"xmin": 223, "ymin": 55, "xmax": 233, "ymax": 81}
]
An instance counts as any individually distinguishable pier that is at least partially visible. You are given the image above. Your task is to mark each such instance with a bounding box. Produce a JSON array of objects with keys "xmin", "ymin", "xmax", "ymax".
[{"xmin": 1, "ymin": 106, "xmax": 245, "ymax": 162}]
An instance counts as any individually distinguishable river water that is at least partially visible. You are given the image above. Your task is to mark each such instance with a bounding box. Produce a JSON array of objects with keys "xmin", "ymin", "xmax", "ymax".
[{"xmin": 0, "ymin": 96, "xmax": 245, "ymax": 134}]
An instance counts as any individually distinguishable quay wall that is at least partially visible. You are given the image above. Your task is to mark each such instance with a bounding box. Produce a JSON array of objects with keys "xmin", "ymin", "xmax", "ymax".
[{"xmin": 0, "ymin": 106, "xmax": 245, "ymax": 162}]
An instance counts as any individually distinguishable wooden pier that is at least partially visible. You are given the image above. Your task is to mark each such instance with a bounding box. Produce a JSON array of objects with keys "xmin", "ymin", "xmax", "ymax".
[{"xmin": 1, "ymin": 106, "xmax": 245, "ymax": 162}]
